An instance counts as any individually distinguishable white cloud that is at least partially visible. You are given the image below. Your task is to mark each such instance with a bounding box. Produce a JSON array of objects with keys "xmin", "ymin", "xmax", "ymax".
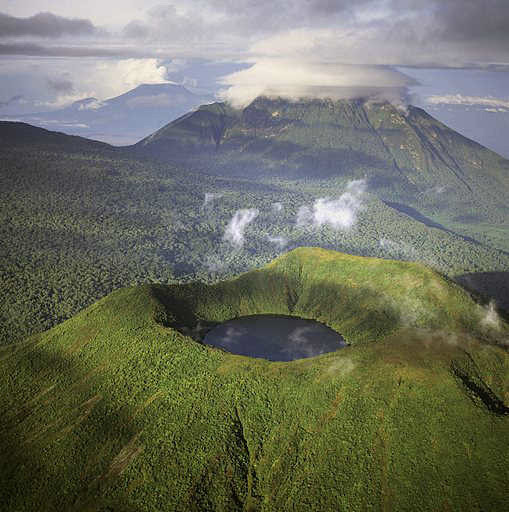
[
  {"xmin": 326, "ymin": 357, "xmax": 355, "ymax": 377},
  {"xmin": 223, "ymin": 208, "xmax": 259, "ymax": 247},
  {"xmin": 78, "ymin": 99, "xmax": 105, "ymax": 110},
  {"xmin": 267, "ymin": 235, "xmax": 287, "ymax": 248},
  {"xmin": 426, "ymin": 94, "xmax": 509, "ymax": 110},
  {"xmin": 203, "ymin": 192, "xmax": 223, "ymax": 209},
  {"xmin": 297, "ymin": 179, "xmax": 366, "ymax": 230},
  {"xmin": 220, "ymin": 58, "xmax": 411, "ymax": 108},
  {"xmin": 0, "ymin": 57, "xmax": 170, "ymax": 110},
  {"xmin": 94, "ymin": 58, "xmax": 169, "ymax": 95},
  {"xmin": 37, "ymin": 119, "xmax": 90, "ymax": 128},
  {"xmin": 283, "ymin": 325, "xmax": 344, "ymax": 359},
  {"xmin": 379, "ymin": 238, "xmax": 419, "ymax": 259},
  {"xmin": 484, "ymin": 107, "xmax": 508, "ymax": 113},
  {"xmin": 481, "ymin": 300, "xmax": 501, "ymax": 330},
  {"xmin": 219, "ymin": 325, "xmax": 247, "ymax": 348}
]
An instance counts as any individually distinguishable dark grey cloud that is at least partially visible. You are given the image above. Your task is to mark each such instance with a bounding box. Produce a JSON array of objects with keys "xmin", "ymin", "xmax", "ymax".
[
  {"xmin": 123, "ymin": 20, "xmax": 150, "ymax": 40},
  {"xmin": 46, "ymin": 76, "xmax": 74, "ymax": 94},
  {"xmin": 431, "ymin": 0, "xmax": 509, "ymax": 43},
  {"xmin": 113, "ymin": 0, "xmax": 509, "ymax": 69},
  {"xmin": 2, "ymin": 1, "xmax": 509, "ymax": 67},
  {"xmin": 0, "ymin": 95, "xmax": 23, "ymax": 108},
  {"xmin": 0, "ymin": 12, "xmax": 97, "ymax": 38},
  {"xmin": 0, "ymin": 42, "xmax": 136, "ymax": 57},
  {"xmin": 121, "ymin": 0, "xmax": 369, "ymax": 42}
]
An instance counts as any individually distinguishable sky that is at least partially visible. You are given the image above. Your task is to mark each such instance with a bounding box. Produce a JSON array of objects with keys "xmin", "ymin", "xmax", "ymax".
[{"xmin": 1, "ymin": 1, "xmax": 509, "ymax": 154}]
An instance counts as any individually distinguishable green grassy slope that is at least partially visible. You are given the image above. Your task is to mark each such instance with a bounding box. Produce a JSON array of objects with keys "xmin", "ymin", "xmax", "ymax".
[{"xmin": 1, "ymin": 248, "xmax": 508, "ymax": 511}]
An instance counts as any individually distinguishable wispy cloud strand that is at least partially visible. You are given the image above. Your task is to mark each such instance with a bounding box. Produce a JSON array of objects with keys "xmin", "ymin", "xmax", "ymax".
[
  {"xmin": 427, "ymin": 94, "xmax": 509, "ymax": 110},
  {"xmin": 223, "ymin": 208, "xmax": 259, "ymax": 247}
]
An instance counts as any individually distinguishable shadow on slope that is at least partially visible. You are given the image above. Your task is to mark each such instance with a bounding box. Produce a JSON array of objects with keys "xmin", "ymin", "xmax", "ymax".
[
  {"xmin": 451, "ymin": 350, "xmax": 509, "ymax": 416},
  {"xmin": 383, "ymin": 201, "xmax": 486, "ymax": 247},
  {"xmin": 0, "ymin": 337, "xmax": 141, "ymax": 512},
  {"xmin": 455, "ymin": 272, "xmax": 509, "ymax": 313}
]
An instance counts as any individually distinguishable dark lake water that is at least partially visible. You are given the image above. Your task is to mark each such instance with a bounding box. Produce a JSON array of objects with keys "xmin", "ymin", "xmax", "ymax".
[{"xmin": 203, "ymin": 314, "xmax": 347, "ymax": 361}]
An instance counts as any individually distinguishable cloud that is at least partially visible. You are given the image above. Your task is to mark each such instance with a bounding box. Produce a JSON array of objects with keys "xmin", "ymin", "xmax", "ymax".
[
  {"xmin": 481, "ymin": 300, "xmax": 501, "ymax": 331},
  {"xmin": 297, "ymin": 179, "xmax": 366, "ymax": 230},
  {"xmin": 220, "ymin": 59, "xmax": 412, "ymax": 107},
  {"xmin": 267, "ymin": 235, "xmax": 288, "ymax": 249},
  {"xmin": 272, "ymin": 202, "xmax": 283, "ymax": 212},
  {"xmin": 218, "ymin": 325, "xmax": 248, "ymax": 348},
  {"xmin": 223, "ymin": 208, "xmax": 259, "ymax": 247},
  {"xmin": 46, "ymin": 75, "xmax": 74, "ymax": 94},
  {"xmin": 3, "ymin": 1, "xmax": 509, "ymax": 67},
  {"xmin": 0, "ymin": 94, "xmax": 24, "ymax": 108},
  {"xmin": 283, "ymin": 325, "xmax": 342, "ymax": 359},
  {"xmin": 379, "ymin": 238, "xmax": 419, "ymax": 259},
  {"xmin": 0, "ymin": 42, "xmax": 134, "ymax": 57},
  {"xmin": 202, "ymin": 192, "xmax": 223, "ymax": 209},
  {"xmin": 215, "ymin": 1, "xmax": 509, "ymax": 105},
  {"xmin": 284, "ymin": 326, "xmax": 325, "ymax": 358},
  {"xmin": 78, "ymin": 99, "xmax": 105, "ymax": 110},
  {"xmin": 4, "ymin": 1, "xmax": 509, "ymax": 114},
  {"xmin": 0, "ymin": 11, "xmax": 97, "ymax": 38},
  {"xmin": 64, "ymin": 58, "xmax": 169, "ymax": 104},
  {"xmin": 0, "ymin": 57, "xmax": 171, "ymax": 110},
  {"xmin": 34, "ymin": 119, "xmax": 90, "ymax": 129},
  {"xmin": 288, "ymin": 326, "xmax": 316, "ymax": 344},
  {"xmin": 326, "ymin": 357, "xmax": 355, "ymax": 377},
  {"xmin": 122, "ymin": 4, "xmax": 212, "ymax": 44},
  {"xmin": 97, "ymin": 58, "xmax": 169, "ymax": 93},
  {"xmin": 426, "ymin": 94, "xmax": 509, "ymax": 109}
]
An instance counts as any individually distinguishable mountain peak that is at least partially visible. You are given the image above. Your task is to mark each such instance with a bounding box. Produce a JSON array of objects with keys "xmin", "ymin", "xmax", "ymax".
[{"xmin": 133, "ymin": 95, "xmax": 507, "ymax": 208}]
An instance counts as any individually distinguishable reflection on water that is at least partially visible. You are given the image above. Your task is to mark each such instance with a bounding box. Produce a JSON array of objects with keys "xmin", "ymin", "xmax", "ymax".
[{"xmin": 204, "ymin": 314, "xmax": 346, "ymax": 361}]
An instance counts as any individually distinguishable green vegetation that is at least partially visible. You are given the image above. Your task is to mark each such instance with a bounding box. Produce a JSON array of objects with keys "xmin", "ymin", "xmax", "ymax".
[
  {"xmin": 1, "ymin": 248, "xmax": 508, "ymax": 511},
  {"xmin": 138, "ymin": 97, "xmax": 509, "ymax": 251},
  {"xmin": 3, "ymin": 114, "xmax": 509, "ymax": 345}
]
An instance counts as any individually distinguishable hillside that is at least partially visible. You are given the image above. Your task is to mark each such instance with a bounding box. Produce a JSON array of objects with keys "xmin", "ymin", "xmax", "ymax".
[
  {"xmin": 1, "ymin": 248, "xmax": 508, "ymax": 511},
  {"xmin": 0, "ymin": 121, "xmax": 116, "ymax": 153},
  {"xmin": 135, "ymin": 97, "xmax": 509, "ymax": 252}
]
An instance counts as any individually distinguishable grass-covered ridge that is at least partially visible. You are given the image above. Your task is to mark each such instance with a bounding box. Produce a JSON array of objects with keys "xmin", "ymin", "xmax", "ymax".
[
  {"xmin": 156, "ymin": 247, "xmax": 500, "ymax": 344},
  {"xmin": 1, "ymin": 248, "xmax": 508, "ymax": 511}
]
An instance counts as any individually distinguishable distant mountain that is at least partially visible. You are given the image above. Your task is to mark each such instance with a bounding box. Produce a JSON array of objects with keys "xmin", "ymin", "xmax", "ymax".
[
  {"xmin": 0, "ymin": 120, "xmax": 115, "ymax": 153},
  {"xmin": 135, "ymin": 96, "xmax": 509, "ymax": 252},
  {"xmin": 2, "ymin": 83, "xmax": 213, "ymax": 145}
]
